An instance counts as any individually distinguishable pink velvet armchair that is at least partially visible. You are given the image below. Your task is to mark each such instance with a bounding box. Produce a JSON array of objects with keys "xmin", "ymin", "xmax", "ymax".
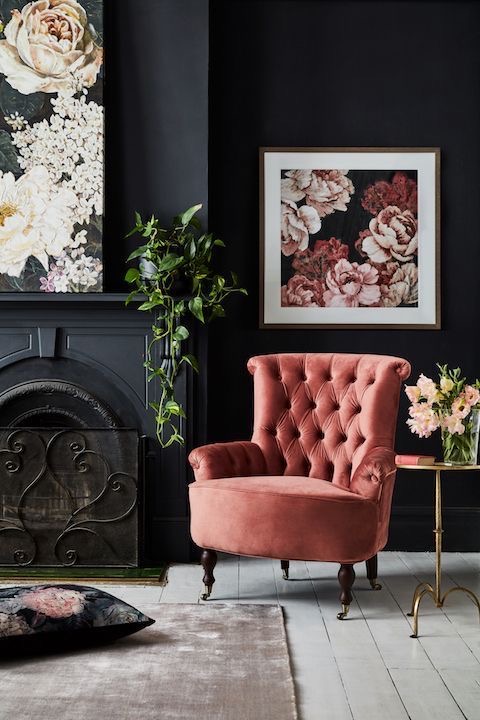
[{"xmin": 189, "ymin": 353, "xmax": 411, "ymax": 618}]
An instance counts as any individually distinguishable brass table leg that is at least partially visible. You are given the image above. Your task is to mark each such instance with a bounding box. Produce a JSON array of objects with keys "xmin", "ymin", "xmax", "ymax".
[{"xmin": 409, "ymin": 468, "xmax": 480, "ymax": 638}]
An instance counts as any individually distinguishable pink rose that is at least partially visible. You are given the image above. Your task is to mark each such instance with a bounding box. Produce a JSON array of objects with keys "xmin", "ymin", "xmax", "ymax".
[
  {"xmin": 291, "ymin": 237, "xmax": 349, "ymax": 279},
  {"xmin": 323, "ymin": 259, "xmax": 380, "ymax": 308},
  {"xmin": 405, "ymin": 385, "xmax": 421, "ymax": 403},
  {"xmin": 282, "ymin": 170, "xmax": 354, "ymax": 218},
  {"xmin": 21, "ymin": 587, "xmax": 85, "ymax": 618},
  {"xmin": 361, "ymin": 206, "xmax": 418, "ymax": 264},
  {"xmin": 361, "ymin": 172, "xmax": 418, "ymax": 216},
  {"xmin": 407, "ymin": 402, "xmax": 440, "ymax": 438},
  {"xmin": 416, "ymin": 374, "xmax": 440, "ymax": 404},
  {"xmin": 281, "ymin": 274, "xmax": 324, "ymax": 307},
  {"xmin": 379, "ymin": 262, "xmax": 418, "ymax": 307},
  {"xmin": 451, "ymin": 395, "xmax": 471, "ymax": 419},
  {"xmin": 442, "ymin": 414, "xmax": 465, "ymax": 435},
  {"xmin": 464, "ymin": 385, "xmax": 480, "ymax": 407},
  {"xmin": 281, "ymin": 200, "xmax": 321, "ymax": 256}
]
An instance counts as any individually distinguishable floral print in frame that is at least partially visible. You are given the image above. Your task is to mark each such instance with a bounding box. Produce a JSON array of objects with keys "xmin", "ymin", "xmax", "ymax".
[
  {"xmin": 0, "ymin": 0, "xmax": 103, "ymax": 292},
  {"xmin": 261, "ymin": 148, "xmax": 440, "ymax": 329}
]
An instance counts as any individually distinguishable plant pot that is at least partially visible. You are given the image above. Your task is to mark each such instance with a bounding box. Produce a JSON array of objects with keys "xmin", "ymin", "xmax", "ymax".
[{"xmin": 441, "ymin": 409, "xmax": 480, "ymax": 465}]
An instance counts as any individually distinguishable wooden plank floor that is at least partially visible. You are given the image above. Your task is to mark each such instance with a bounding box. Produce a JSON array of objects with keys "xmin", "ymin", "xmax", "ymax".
[{"xmin": 3, "ymin": 551, "xmax": 480, "ymax": 719}]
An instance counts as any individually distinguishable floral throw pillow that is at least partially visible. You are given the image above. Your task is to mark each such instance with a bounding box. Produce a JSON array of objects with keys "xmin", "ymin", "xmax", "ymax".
[{"xmin": 0, "ymin": 584, "xmax": 154, "ymax": 656}]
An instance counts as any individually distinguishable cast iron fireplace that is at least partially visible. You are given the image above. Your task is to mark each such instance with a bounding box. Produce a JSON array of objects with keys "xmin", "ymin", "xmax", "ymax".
[{"xmin": 0, "ymin": 379, "xmax": 140, "ymax": 568}]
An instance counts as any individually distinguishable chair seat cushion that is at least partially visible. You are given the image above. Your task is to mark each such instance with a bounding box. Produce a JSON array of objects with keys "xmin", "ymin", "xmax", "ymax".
[{"xmin": 189, "ymin": 476, "xmax": 379, "ymax": 564}]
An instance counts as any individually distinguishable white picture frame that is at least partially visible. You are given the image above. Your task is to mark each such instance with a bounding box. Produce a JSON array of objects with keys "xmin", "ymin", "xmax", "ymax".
[{"xmin": 260, "ymin": 147, "xmax": 440, "ymax": 329}]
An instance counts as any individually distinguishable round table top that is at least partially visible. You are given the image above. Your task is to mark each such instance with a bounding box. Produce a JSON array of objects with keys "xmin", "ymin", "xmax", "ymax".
[{"xmin": 396, "ymin": 463, "xmax": 480, "ymax": 471}]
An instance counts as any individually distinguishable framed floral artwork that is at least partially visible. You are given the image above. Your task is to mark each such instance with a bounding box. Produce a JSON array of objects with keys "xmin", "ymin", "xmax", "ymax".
[
  {"xmin": 0, "ymin": 0, "xmax": 103, "ymax": 292},
  {"xmin": 260, "ymin": 147, "xmax": 440, "ymax": 328}
]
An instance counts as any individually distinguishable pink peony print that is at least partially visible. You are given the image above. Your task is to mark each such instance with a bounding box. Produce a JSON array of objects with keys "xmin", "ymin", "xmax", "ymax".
[
  {"xmin": 291, "ymin": 237, "xmax": 349, "ymax": 279},
  {"xmin": 378, "ymin": 261, "xmax": 418, "ymax": 307},
  {"xmin": 323, "ymin": 259, "xmax": 380, "ymax": 307},
  {"xmin": 281, "ymin": 274, "xmax": 324, "ymax": 307},
  {"xmin": 282, "ymin": 169, "xmax": 354, "ymax": 218},
  {"xmin": 20, "ymin": 587, "xmax": 85, "ymax": 618},
  {"xmin": 360, "ymin": 206, "xmax": 418, "ymax": 264},
  {"xmin": 281, "ymin": 200, "xmax": 321, "ymax": 256},
  {"xmin": 361, "ymin": 172, "xmax": 418, "ymax": 216}
]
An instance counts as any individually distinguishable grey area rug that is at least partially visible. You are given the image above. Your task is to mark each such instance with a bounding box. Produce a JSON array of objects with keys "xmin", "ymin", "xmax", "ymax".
[{"xmin": 0, "ymin": 604, "xmax": 297, "ymax": 720}]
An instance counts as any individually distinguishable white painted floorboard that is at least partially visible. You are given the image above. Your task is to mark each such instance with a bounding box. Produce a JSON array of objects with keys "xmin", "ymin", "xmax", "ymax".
[
  {"xmin": 155, "ymin": 551, "xmax": 480, "ymax": 720},
  {"xmin": 3, "ymin": 552, "xmax": 480, "ymax": 719}
]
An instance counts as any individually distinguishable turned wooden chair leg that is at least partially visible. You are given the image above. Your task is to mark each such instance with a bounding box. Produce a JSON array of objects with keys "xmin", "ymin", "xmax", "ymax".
[
  {"xmin": 365, "ymin": 554, "xmax": 382, "ymax": 590},
  {"xmin": 281, "ymin": 560, "xmax": 290, "ymax": 580},
  {"xmin": 337, "ymin": 563, "xmax": 355, "ymax": 620},
  {"xmin": 200, "ymin": 549, "xmax": 217, "ymax": 600}
]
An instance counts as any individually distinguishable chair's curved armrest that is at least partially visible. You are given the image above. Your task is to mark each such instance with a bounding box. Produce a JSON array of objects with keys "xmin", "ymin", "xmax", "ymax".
[
  {"xmin": 350, "ymin": 447, "xmax": 396, "ymax": 502},
  {"xmin": 188, "ymin": 441, "xmax": 267, "ymax": 482}
]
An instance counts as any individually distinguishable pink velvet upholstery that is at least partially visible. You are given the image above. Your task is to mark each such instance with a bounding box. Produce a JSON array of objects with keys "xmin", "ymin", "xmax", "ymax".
[{"xmin": 189, "ymin": 353, "xmax": 410, "ymax": 567}]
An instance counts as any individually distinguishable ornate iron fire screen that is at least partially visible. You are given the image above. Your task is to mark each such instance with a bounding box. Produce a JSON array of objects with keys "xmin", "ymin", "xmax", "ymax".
[{"xmin": 0, "ymin": 428, "xmax": 139, "ymax": 568}]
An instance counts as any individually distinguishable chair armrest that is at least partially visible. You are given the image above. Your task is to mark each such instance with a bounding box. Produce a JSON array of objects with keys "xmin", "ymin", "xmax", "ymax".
[
  {"xmin": 188, "ymin": 441, "xmax": 268, "ymax": 482},
  {"xmin": 350, "ymin": 447, "xmax": 396, "ymax": 502}
]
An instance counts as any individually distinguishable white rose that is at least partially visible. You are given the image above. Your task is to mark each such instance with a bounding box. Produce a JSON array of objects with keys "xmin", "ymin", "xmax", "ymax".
[
  {"xmin": 0, "ymin": 166, "xmax": 76, "ymax": 276},
  {"xmin": 0, "ymin": 0, "xmax": 103, "ymax": 95}
]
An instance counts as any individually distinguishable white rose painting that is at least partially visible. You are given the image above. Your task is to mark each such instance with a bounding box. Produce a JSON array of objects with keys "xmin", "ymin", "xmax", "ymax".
[{"xmin": 0, "ymin": 0, "xmax": 103, "ymax": 292}]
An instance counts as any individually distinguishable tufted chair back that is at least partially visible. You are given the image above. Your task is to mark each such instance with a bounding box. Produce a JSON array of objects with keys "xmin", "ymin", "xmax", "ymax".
[{"xmin": 248, "ymin": 353, "xmax": 410, "ymax": 488}]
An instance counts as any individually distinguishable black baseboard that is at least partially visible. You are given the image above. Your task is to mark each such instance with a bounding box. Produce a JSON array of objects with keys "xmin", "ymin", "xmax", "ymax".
[{"xmin": 388, "ymin": 506, "xmax": 480, "ymax": 552}]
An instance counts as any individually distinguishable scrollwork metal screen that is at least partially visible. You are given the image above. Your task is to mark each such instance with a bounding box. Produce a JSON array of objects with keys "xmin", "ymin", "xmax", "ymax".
[{"xmin": 0, "ymin": 428, "xmax": 139, "ymax": 567}]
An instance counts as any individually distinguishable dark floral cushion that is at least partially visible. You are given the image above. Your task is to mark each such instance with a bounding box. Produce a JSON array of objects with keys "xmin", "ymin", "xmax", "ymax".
[{"xmin": 0, "ymin": 584, "xmax": 154, "ymax": 656}]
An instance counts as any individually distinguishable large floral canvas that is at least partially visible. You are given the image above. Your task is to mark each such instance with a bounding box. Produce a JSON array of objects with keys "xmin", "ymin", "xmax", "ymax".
[
  {"xmin": 0, "ymin": 0, "xmax": 103, "ymax": 292},
  {"xmin": 261, "ymin": 148, "xmax": 439, "ymax": 328}
]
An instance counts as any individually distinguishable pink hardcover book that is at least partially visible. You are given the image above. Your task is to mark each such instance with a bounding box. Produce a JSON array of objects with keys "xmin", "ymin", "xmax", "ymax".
[{"xmin": 395, "ymin": 454, "xmax": 436, "ymax": 466}]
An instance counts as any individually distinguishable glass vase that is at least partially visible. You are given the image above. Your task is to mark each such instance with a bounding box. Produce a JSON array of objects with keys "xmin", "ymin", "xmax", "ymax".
[{"xmin": 441, "ymin": 409, "xmax": 480, "ymax": 465}]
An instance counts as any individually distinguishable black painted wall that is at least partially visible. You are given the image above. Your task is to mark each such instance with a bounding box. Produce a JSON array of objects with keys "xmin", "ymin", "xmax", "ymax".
[
  {"xmin": 207, "ymin": 0, "xmax": 480, "ymax": 549},
  {"xmin": 2, "ymin": 0, "xmax": 478, "ymax": 557},
  {"xmin": 105, "ymin": 0, "xmax": 209, "ymax": 289}
]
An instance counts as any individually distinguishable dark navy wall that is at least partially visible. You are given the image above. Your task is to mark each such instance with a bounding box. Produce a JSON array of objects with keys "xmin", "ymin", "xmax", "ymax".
[
  {"xmin": 105, "ymin": 0, "xmax": 209, "ymax": 289},
  {"xmin": 1, "ymin": 0, "xmax": 478, "ymax": 555},
  {"xmin": 207, "ymin": 0, "xmax": 480, "ymax": 550},
  {"xmin": 0, "ymin": 0, "xmax": 210, "ymax": 563}
]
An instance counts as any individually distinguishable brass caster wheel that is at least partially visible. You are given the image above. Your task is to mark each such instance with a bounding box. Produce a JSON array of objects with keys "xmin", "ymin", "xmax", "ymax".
[
  {"xmin": 369, "ymin": 579, "xmax": 382, "ymax": 591},
  {"xmin": 336, "ymin": 604, "xmax": 350, "ymax": 620},
  {"xmin": 200, "ymin": 584, "xmax": 212, "ymax": 601},
  {"xmin": 410, "ymin": 633, "xmax": 418, "ymax": 639},
  {"xmin": 282, "ymin": 569, "xmax": 289, "ymax": 580},
  {"xmin": 407, "ymin": 611, "xmax": 414, "ymax": 617}
]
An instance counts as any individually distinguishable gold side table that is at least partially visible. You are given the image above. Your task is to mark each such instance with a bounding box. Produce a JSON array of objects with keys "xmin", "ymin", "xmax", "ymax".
[{"xmin": 396, "ymin": 463, "xmax": 480, "ymax": 638}]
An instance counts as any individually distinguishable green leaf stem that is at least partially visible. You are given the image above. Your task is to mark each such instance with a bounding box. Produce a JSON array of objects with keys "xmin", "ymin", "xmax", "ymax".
[{"xmin": 125, "ymin": 203, "xmax": 247, "ymax": 447}]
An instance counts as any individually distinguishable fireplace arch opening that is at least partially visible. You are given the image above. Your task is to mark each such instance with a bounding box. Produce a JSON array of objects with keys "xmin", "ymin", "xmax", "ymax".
[{"xmin": 0, "ymin": 380, "xmax": 120, "ymax": 429}]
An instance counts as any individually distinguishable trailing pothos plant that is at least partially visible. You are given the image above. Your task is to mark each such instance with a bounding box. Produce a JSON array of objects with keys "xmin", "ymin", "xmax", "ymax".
[{"xmin": 124, "ymin": 204, "xmax": 247, "ymax": 448}]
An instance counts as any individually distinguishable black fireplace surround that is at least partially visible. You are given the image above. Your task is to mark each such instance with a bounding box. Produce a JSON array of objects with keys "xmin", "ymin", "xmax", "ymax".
[{"xmin": 0, "ymin": 315, "xmax": 198, "ymax": 565}]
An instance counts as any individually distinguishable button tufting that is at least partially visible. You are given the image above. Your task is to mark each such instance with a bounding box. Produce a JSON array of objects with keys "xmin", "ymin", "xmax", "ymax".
[
  {"xmin": 286, "ymin": 401, "xmax": 291, "ymax": 410},
  {"xmin": 294, "ymin": 429, "xmax": 301, "ymax": 439},
  {"xmin": 318, "ymin": 431, "xmax": 324, "ymax": 439},
  {"xmin": 310, "ymin": 401, "xmax": 316, "ymax": 409},
  {"xmin": 301, "ymin": 374, "xmax": 307, "ymax": 382}
]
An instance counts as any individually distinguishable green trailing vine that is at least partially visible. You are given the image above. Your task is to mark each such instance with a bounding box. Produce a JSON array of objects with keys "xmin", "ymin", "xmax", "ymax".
[{"xmin": 124, "ymin": 204, "xmax": 247, "ymax": 448}]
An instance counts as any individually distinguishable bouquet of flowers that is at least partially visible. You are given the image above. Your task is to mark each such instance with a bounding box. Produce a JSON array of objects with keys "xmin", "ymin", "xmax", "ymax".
[{"xmin": 405, "ymin": 365, "xmax": 480, "ymax": 465}]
